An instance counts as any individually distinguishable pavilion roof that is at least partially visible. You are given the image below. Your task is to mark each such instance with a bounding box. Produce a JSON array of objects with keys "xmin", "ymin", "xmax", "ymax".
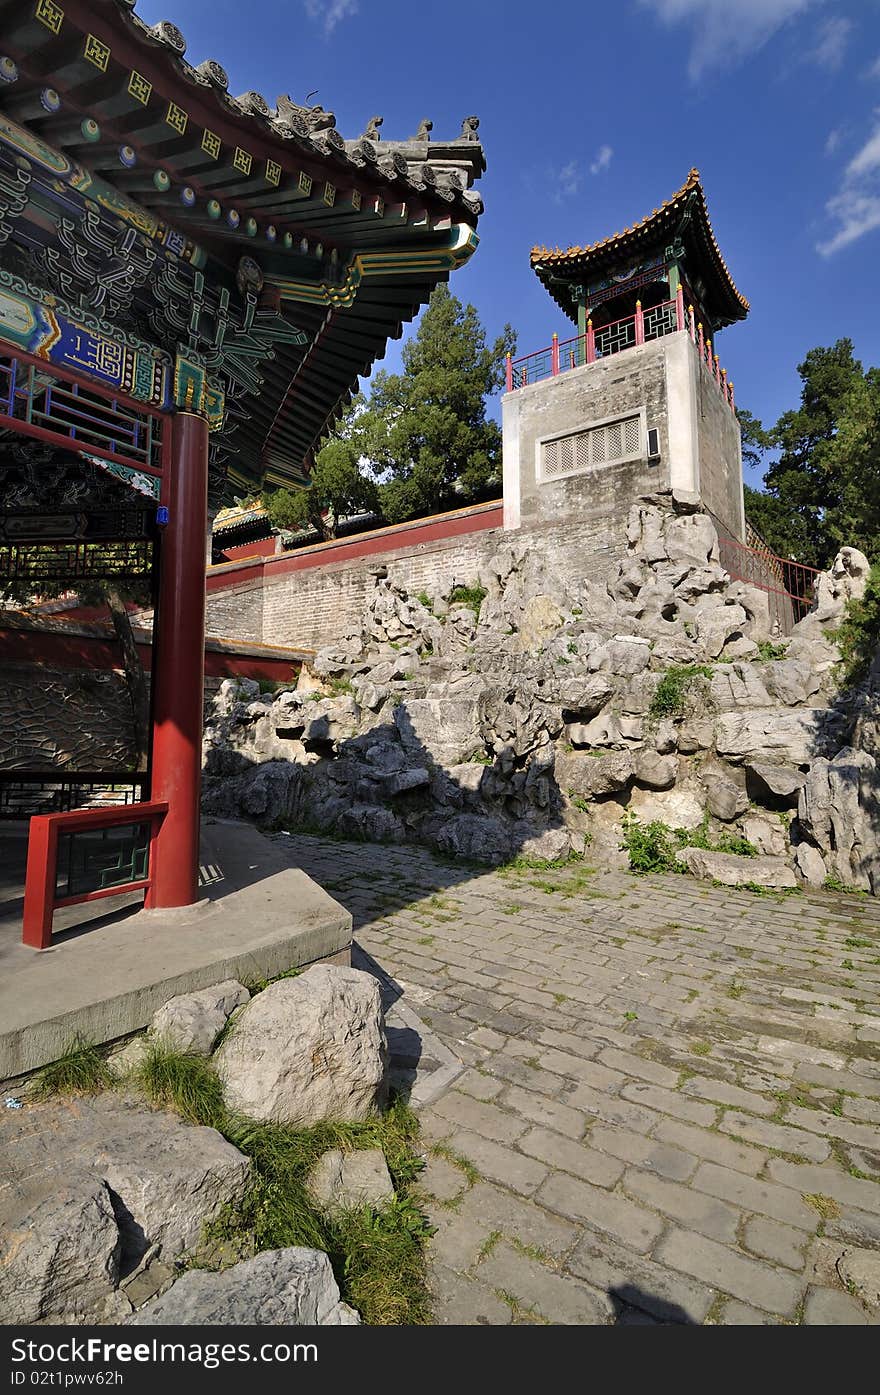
[
  {"xmin": 531, "ymin": 169, "xmax": 748, "ymax": 329},
  {"xmin": 0, "ymin": 0, "xmax": 486, "ymax": 501}
]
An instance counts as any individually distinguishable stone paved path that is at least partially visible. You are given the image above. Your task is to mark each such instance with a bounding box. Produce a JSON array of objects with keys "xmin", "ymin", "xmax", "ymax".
[{"xmin": 277, "ymin": 833, "xmax": 880, "ymax": 1325}]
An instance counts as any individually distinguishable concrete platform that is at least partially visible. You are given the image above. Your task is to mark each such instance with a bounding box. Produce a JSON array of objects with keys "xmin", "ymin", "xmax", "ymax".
[{"xmin": 0, "ymin": 818, "xmax": 351, "ymax": 1078}]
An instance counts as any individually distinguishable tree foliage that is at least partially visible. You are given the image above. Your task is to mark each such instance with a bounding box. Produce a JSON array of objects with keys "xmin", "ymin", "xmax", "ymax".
[
  {"xmin": 741, "ymin": 340, "xmax": 880, "ymax": 568},
  {"xmin": 263, "ymin": 397, "xmax": 378, "ymax": 540},
  {"xmin": 357, "ymin": 284, "xmax": 515, "ymax": 523}
]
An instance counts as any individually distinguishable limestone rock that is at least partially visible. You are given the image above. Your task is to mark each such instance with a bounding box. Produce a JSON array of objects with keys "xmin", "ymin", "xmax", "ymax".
[
  {"xmin": 0, "ymin": 1097, "xmax": 252, "ymax": 1321},
  {"xmin": 215, "ymin": 965, "xmax": 387, "ymax": 1125},
  {"xmin": 677, "ymin": 716, "xmax": 715, "ymax": 753},
  {"xmin": 0, "ymin": 1170, "xmax": 123, "ymax": 1324},
  {"xmin": 797, "ymin": 748, "xmax": 880, "ymax": 893},
  {"xmin": 627, "ymin": 784, "xmax": 706, "ymax": 829},
  {"xmin": 761, "ymin": 659, "xmax": 821, "ymax": 708},
  {"xmin": 129, "ymin": 1247, "xmax": 359, "ymax": 1325},
  {"xmin": 741, "ymin": 815, "xmax": 787, "ymax": 858},
  {"xmin": 715, "ymin": 710, "xmax": 847, "ymax": 767},
  {"xmin": 696, "ymin": 603, "xmax": 747, "ymax": 659},
  {"xmin": 559, "ymin": 673, "xmax": 614, "ymax": 718},
  {"xmin": 795, "ymin": 842, "xmax": 827, "ymax": 887},
  {"xmin": 709, "ymin": 664, "xmax": 772, "ymax": 711},
  {"xmin": 745, "ymin": 761, "xmax": 807, "ymax": 805},
  {"xmin": 308, "ymin": 1148, "xmax": 394, "ymax": 1211},
  {"xmin": 602, "ymin": 636, "xmax": 651, "ymax": 677},
  {"xmin": 633, "ymin": 751, "xmax": 678, "ymax": 790},
  {"xmin": 675, "ymin": 847, "xmax": 797, "ymax": 888},
  {"xmin": 704, "ymin": 768, "xmax": 749, "ymax": 822},
  {"xmin": 150, "ymin": 980, "xmax": 250, "ymax": 1056},
  {"xmin": 557, "ymin": 749, "xmax": 633, "ymax": 798},
  {"xmin": 517, "ymin": 593, "xmax": 564, "ymax": 652},
  {"xmin": 395, "ymin": 696, "xmax": 482, "ymax": 766},
  {"xmin": 836, "ymin": 1248, "xmax": 880, "ymax": 1308},
  {"xmin": 85, "ymin": 1100, "xmax": 251, "ymax": 1261}
]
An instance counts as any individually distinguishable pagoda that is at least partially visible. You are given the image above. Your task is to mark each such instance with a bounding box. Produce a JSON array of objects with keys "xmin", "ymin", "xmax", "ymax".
[
  {"xmin": 0, "ymin": 0, "xmax": 486, "ymax": 938},
  {"xmin": 502, "ymin": 170, "xmax": 748, "ymax": 545}
]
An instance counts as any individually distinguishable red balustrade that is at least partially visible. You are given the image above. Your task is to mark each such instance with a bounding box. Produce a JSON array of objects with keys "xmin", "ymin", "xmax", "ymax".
[{"xmin": 22, "ymin": 800, "xmax": 167, "ymax": 950}]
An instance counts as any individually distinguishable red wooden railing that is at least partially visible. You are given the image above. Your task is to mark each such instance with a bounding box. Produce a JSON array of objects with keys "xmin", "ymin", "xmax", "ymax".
[
  {"xmin": 505, "ymin": 289, "xmax": 736, "ymax": 412},
  {"xmin": 22, "ymin": 800, "xmax": 167, "ymax": 949},
  {"xmin": 0, "ymin": 345, "xmax": 167, "ymax": 475},
  {"xmin": 718, "ymin": 537, "xmax": 822, "ymax": 633}
]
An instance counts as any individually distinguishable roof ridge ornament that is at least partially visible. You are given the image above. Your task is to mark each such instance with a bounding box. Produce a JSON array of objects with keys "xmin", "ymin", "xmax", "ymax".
[
  {"xmin": 362, "ymin": 115, "xmax": 383, "ymax": 141},
  {"xmin": 150, "ymin": 20, "xmax": 186, "ymax": 54},
  {"xmin": 236, "ymin": 91, "xmax": 272, "ymax": 117},
  {"xmin": 276, "ymin": 94, "xmax": 336, "ymax": 134},
  {"xmin": 410, "ymin": 118, "xmax": 432, "ymax": 142},
  {"xmin": 457, "ymin": 116, "xmax": 480, "ymax": 142},
  {"xmin": 195, "ymin": 59, "xmax": 228, "ymax": 89}
]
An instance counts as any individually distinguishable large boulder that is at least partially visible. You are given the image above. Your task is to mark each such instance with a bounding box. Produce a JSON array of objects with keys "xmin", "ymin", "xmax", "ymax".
[
  {"xmin": 797, "ymin": 748, "xmax": 880, "ymax": 893},
  {"xmin": 150, "ymin": 980, "xmax": 250, "ymax": 1056},
  {"xmin": 395, "ymin": 696, "xmax": 483, "ymax": 766},
  {"xmin": 84, "ymin": 1100, "xmax": 251, "ymax": 1262},
  {"xmin": 745, "ymin": 761, "xmax": 807, "ymax": 806},
  {"xmin": 557, "ymin": 749, "xmax": 633, "ymax": 798},
  {"xmin": 130, "ymin": 1247, "xmax": 359, "ymax": 1325},
  {"xmin": 0, "ymin": 1098, "xmax": 251, "ymax": 1323},
  {"xmin": 0, "ymin": 1170, "xmax": 124, "ymax": 1324},
  {"xmin": 215, "ymin": 965, "xmax": 388, "ymax": 1125},
  {"xmin": 715, "ymin": 710, "xmax": 849, "ymax": 766},
  {"xmin": 675, "ymin": 847, "xmax": 797, "ymax": 889}
]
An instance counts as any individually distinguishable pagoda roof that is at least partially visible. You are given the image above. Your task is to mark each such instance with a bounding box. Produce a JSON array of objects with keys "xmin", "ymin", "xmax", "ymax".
[
  {"xmin": 531, "ymin": 169, "xmax": 748, "ymax": 329},
  {"xmin": 213, "ymin": 502, "xmax": 272, "ymax": 536},
  {"xmin": 0, "ymin": 0, "xmax": 486, "ymax": 502}
]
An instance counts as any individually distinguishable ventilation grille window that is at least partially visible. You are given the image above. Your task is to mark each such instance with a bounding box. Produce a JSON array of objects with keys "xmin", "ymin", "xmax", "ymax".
[{"xmin": 540, "ymin": 413, "xmax": 642, "ymax": 482}]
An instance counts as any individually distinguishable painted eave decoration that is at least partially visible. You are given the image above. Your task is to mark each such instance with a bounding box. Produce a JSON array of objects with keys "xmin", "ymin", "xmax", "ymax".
[{"xmin": 0, "ymin": 0, "xmax": 486, "ymax": 501}]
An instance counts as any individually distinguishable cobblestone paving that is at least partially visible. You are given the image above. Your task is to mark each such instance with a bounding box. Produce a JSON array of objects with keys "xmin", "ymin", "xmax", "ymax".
[{"xmin": 280, "ymin": 834, "xmax": 880, "ymax": 1325}]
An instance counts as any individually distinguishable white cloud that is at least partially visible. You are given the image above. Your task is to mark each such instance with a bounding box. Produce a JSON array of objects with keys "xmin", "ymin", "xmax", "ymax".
[
  {"xmin": 590, "ymin": 144, "xmax": 614, "ymax": 175},
  {"xmin": 638, "ymin": 0, "xmax": 820, "ymax": 80},
  {"xmin": 818, "ymin": 115, "xmax": 880, "ymax": 254},
  {"xmin": 825, "ymin": 126, "xmax": 843, "ymax": 155},
  {"xmin": 806, "ymin": 16, "xmax": 851, "ymax": 71},
  {"xmin": 303, "ymin": 0, "xmax": 358, "ymax": 36},
  {"xmin": 553, "ymin": 160, "xmax": 581, "ymax": 203},
  {"xmin": 866, "ymin": 53, "xmax": 880, "ymax": 79}
]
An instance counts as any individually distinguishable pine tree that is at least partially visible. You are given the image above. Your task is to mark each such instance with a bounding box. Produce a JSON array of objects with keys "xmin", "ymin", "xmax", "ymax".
[
  {"xmin": 358, "ymin": 284, "xmax": 515, "ymax": 523},
  {"xmin": 263, "ymin": 397, "xmax": 378, "ymax": 540}
]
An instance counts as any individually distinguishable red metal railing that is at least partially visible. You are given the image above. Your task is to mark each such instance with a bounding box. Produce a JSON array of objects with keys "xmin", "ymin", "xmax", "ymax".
[
  {"xmin": 0, "ymin": 345, "xmax": 167, "ymax": 475},
  {"xmin": 21, "ymin": 800, "xmax": 167, "ymax": 949},
  {"xmin": 718, "ymin": 537, "xmax": 822, "ymax": 632},
  {"xmin": 505, "ymin": 290, "xmax": 736, "ymax": 412}
]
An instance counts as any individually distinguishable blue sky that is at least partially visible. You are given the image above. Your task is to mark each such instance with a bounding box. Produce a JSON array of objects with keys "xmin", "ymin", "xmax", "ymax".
[{"xmin": 139, "ymin": 0, "xmax": 880, "ymax": 486}]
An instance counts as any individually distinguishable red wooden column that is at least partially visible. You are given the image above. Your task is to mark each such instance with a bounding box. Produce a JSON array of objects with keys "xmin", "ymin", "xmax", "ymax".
[{"xmin": 147, "ymin": 410, "xmax": 209, "ymax": 909}]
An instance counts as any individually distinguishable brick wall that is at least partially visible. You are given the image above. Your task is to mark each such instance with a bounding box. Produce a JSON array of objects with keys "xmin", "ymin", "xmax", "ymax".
[{"xmin": 206, "ymin": 513, "xmax": 625, "ymax": 649}]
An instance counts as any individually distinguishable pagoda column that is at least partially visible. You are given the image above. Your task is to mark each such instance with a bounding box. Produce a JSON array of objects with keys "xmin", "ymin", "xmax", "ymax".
[{"xmin": 147, "ymin": 405, "xmax": 209, "ymax": 909}]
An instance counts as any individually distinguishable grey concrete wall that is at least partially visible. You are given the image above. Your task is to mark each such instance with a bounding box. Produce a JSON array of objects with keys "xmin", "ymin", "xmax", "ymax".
[
  {"xmin": 502, "ymin": 332, "xmax": 745, "ymax": 543},
  {"xmin": 693, "ymin": 349, "xmax": 745, "ymax": 542},
  {"xmin": 502, "ymin": 341, "xmax": 669, "ymax": 530}
]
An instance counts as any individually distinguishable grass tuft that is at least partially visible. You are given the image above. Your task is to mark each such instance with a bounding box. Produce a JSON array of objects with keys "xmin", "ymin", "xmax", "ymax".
[
  {"xmin": 34, "ymin": 1036, "xmax": 115, "ymax": 1098},
  {"xmin": 135, "ymin": 1043, "xmax": 431, "ymax": 1324},
  {"xmin": 649, "ymin": 664, "xmax": 714, "ymax": 718}
]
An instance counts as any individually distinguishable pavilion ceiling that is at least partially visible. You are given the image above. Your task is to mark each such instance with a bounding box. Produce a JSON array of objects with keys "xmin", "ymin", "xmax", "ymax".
[{"xmin": 0, "ymin": 0, "xmax": 486, "ymax": 501}]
